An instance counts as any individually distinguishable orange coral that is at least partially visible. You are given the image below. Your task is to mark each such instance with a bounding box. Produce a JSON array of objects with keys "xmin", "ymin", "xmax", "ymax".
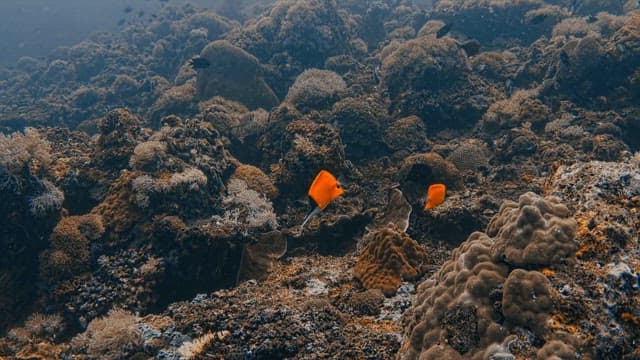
[{"xmin": 353, "ymin": 226, "xmax": 428, "ymax": 296}]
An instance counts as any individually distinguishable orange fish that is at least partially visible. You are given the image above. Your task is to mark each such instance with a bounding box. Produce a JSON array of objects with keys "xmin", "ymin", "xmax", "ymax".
[
  {"xmin": 301, "ymin": 170, "xmax": 344, "ymax": 230},
  {"xmin": 424, "ymin": 183, "xmax": 446, "ymax": 210}
]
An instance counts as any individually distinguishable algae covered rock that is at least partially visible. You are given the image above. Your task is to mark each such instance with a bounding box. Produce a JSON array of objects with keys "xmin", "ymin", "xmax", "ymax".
[{"xmin": 195, "ymin": 40, "xmax": 278, "ymax": 110}]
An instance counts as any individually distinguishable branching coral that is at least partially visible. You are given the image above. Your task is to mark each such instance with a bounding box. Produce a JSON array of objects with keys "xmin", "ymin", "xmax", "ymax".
[
  {"xmin": 220, "ymin": 178, "xmax": 278, "ymax": 230},
  {"xmin": 0, "ymin": 128, "xmax": 52, "ymax": 174},
  {"xmin": 231, "ymin": 164, "xmax": 278, "ymax": 199},
  {"xmin": 28, "ymin": 180, "xmax": 64, "ymax": 218}
]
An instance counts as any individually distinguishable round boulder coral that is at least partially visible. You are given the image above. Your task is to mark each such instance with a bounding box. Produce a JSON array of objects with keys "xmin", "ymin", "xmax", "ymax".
[
  {"xmin": 195, "ymin": 40, "xmax": 278, "ymax": 110},
  {"xmin": 488, "ymin": 192, "xmax": 578, "ymax": 268},
  {"xmin": 383, "ymin": 115, "xmax": 428, "ymax": 154},
  {"xmin": 285, "ymin": 69, "xmax": 346, "ymax": 112},
  {"xmin": 330, "ymin": 97, "xmax": 389, "ymax": 161},
  {"xmin": 502, "ymin": 269, "xmax": 553, "ymax": 336},
  {"xmin": 398, "ymin": 152, "xmax": 462, "ymax": 203}
]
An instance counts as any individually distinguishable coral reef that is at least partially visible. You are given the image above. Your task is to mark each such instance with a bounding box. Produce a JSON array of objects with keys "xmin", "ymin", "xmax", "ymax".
[
  {"xmin": 330, "ymin": 96, "xmax": 389, "ymax": 161},
  {"xmin": 70, "ymin": 309, "xmax": 143, "ymax": 359},
  {"xmin": 0, "ymin": 1, "xmax": 639, "ymax": 358},
  {"xmin": 398, "ymin": 152, "xmax": 463, "ymax": 204}
]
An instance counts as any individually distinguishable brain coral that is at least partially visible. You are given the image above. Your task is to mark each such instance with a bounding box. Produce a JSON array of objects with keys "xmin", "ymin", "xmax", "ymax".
[
  {"xmin": 446, "ymin": 139, "xmax": 490, "ymax": 172},
  {"xmin": 487, "ymin": 192, "xmax": 578, "ymax": 268},
  {"xmin": 354, "ymin": 226, "xmax": 428, "ymax": 296}
]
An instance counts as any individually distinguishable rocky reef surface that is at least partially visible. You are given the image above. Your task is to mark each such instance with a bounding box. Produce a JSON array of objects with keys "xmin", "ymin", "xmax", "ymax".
[{"xmin": 0, "ymin": 0, "xmax": 639, "ymax": 359}]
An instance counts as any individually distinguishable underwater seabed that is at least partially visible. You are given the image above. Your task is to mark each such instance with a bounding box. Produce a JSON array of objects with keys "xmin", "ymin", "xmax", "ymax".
[{"xmin": 1, "ymin": 0, "xmax": 639, "ymax": 359}]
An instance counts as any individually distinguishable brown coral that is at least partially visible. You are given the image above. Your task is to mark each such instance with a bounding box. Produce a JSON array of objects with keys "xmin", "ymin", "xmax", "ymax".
[
  {"xmin": 383, "ymin": 115, "xmax": 428, "ymax": 154},
  {"xmin": 481, "ymin": 89, "xmax": 551, "ymax": 133},
  {"xmin": 330, "ymin": 96, "xmax": 390, "ymax": 161},
  {"xmin": 399, "ymin": 232, "xmax": 509, "ymax": 359},
  {"xmin": 488, "ymin": 192, "xmax": 578, "ymax": 268},
  {"xmin": 446, "ymin": 139, "xmax": 490, "ymax": 172},
  {"xmin": 39, "ymin": 214, "xmax": 104, "ymax": 284},
  {"xmin": 285, "ymin": 69, "xmax": 346, "ymax": 112},
  {"xmin": 232, "ymin": 164, "xmax": 278, "ymax": 199},
  {"xmin": 70, "ymin": 309, "xmax": 142, "ymax": 360},
  {"xmin": 398, "ymin": 152, "xmax": 462, "ymax": 203},
  {"xmin": 195, "ymin": 40, "xmax": 278, "ymax": 110},
  {"xmin": 502, "ymin": 269, "xmax": 553, "ymax": 336},
  {"xmin": 354, "ymin": 226, "xmax": 428, "ymax": 296}
]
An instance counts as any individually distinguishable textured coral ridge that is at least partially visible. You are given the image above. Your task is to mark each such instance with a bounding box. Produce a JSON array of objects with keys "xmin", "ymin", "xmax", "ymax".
[
  {"xmin": 400, "ymin": 193, "xmax": 579, "ymax": 359},
  {"xmin": 0, "ymin": 0, "xmax": 639, "ymax": 359}
]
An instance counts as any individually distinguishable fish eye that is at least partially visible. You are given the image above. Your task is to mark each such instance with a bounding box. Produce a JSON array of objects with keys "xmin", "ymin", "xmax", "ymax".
[{"xmin": 336, "ymin": 184, "xmax": 341, "ymax": 189}]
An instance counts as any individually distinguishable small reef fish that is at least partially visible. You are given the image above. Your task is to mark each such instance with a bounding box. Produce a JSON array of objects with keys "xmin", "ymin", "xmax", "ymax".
[
  {"xmin": 301, "ymin": 170, "xmax": 344, "ymax": 231},
  {"xmin": 528, "ymin": 13, "xmax": 549, "ymax": 25},
  {"xmin": 189, "ymin": 57, "xmax": 211, "ymax": 69},
  {"xmin": 436, "ymin": 22, "xmax": 453, "ymax": 39},
  {"xmin": 424, "ymin": 184, "xmax": 446, "ymax": 210},
  {"xmin": 460, "ymin": 40, "xmax": 481, "ymax": 57}
]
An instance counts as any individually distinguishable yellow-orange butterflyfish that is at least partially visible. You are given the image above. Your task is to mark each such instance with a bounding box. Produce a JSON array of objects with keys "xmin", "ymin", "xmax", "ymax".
[
  {"xmin": 308, "ymin": 170, "xmax": 344, "ymax": 210},
  {"xmin": 425, "ymin": 183, "xmax": 446, "ymax": 210},
  {"xmin": 301, "ymin": 170, "xmax": 344, "ymax": 231}
]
